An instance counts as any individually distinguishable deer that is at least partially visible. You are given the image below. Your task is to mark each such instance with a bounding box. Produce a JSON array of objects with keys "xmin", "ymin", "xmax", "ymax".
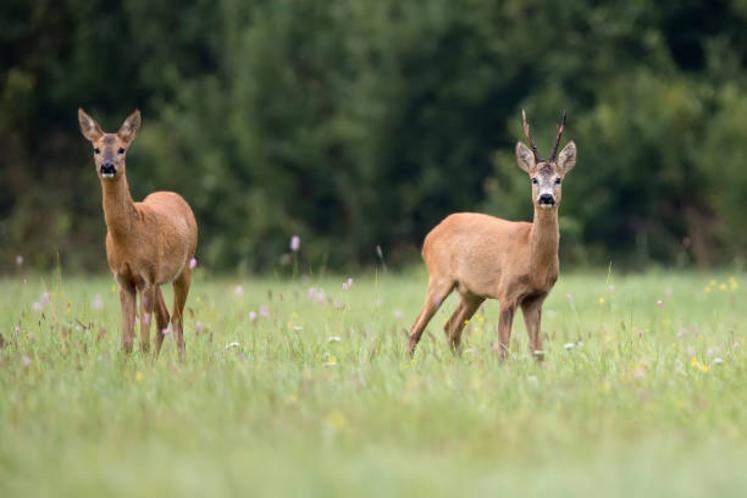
[
  {"xmin": 78, "ymin": 108, "xmax": 198, "ymax": 359},
  {"xmin": 406, "ymin": 110, "xmax": 577, "ymax": 360}
]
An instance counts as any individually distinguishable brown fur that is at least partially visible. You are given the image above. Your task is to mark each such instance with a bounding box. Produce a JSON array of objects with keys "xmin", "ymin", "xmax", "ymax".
[
  {"xmin": 79, "ymin": 108, "xmax": 198, "ymax": 358},
  {"xmin": 407, "ymin": 117, "xmax": 577, "ymax": 359}
]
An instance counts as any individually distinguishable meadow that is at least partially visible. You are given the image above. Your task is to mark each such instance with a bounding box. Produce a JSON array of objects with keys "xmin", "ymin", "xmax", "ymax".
[{"xmin": 1, "ymin": 269, "xmax": 745, "ymax": 497}]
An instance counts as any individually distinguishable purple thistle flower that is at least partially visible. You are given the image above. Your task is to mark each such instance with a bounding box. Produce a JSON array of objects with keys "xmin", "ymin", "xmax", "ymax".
[
  {"xmin": 189, "ymin": 258, "xmax": 198, "ymax": 270},
  {"xmin": 259, "ymin": 305, "xmax": 270, "ymax": 318},
  {"xmin": 290, "ymin": 235, "xmax": 301, "ymax": 253}
]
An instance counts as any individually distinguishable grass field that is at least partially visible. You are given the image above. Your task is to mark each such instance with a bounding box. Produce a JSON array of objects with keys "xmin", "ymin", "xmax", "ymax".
[{"xmin": 1, "ymin": 269, "xmax": 746, "ymax": 497}]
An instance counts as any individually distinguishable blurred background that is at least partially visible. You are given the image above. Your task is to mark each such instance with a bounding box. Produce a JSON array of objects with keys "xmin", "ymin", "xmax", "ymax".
[{"xmin": 2, "ymin": 0, "xmax": 747, "ymax": 274}]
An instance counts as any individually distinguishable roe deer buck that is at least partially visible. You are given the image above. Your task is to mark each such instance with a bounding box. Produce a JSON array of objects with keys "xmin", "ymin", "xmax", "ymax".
[
  {"xmin": 406, "ymin": 111, "xmax": 577, "ymax": 360},
  {"xmin": 78, "ymin": 109, "xmax": 198, "ymax": 359}
]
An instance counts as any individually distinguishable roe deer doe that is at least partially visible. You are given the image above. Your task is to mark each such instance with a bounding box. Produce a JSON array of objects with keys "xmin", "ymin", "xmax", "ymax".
[
  {"xmin": 78, "ymin": 109, "xmax": 198, "ymax": 359},
  {"xmin": 407, "ymin": 111, "xmax": 577, "ymax": 360}
]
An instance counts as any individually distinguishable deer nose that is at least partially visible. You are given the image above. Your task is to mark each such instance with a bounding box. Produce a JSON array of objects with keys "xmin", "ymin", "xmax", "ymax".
[
  {"xmin": 538, "ymin": 194, "xmax": 555, "ymax": 205},
  {"xmin": 100, "ymin": 163, "xmax": 117, "ymax": 176}
]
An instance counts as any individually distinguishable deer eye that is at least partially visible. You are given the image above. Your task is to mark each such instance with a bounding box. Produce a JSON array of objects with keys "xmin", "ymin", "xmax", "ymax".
[
  {"xmin": 117, "ymin": 148, "xmax": 125, "ymax": 155},
  {"xmin": 94, "ymin": 148, "xmax": 100, "ymax": 155},
  {"xmin": 531, "ymin": 178, "xmax": 538, "ymax": 185},
  {"xmin": 555, "ymin": 178, "xmax": 561, "ymax": 185}
]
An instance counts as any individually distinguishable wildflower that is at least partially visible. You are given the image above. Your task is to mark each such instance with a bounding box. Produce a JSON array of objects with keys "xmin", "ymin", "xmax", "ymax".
[
  {"xmin": 342, "ymin": 277, "xmax": 354, "ymax": 291},
  {"xmin": 22, "ymin": 355, "xmax": 32, "ymax": 367},
  {"xmin": 729, "ymin": 277, "xmax": 738, "ymax": 291},
  {"xmin": 608, "ymin": 285, "xmax": 615, "ymax": 293},
  {"xmin": 323, "ymin": 354, "xmax": 338, "ymax": 367},
  {"xmin": 15, "ymin": 255, "xmax": 24, "ymax": 267},
  {"xmin": 32, "ymin": 301, "xmax": 43, "ymax": 312},
  {"xmin": 566, "ymin": 293, "xmax": 573, "ymax": 301},
  {"xmin": 308, "ymin": 287, "xmax": 326, "ymax": 304},
  {"xmin": 393, "ymin": 309, "xmax": 403, "ymax": 320},
  {"xmin": 41, "ymin": 292, "xmax": 50, "ymax": 305},
  {"xmin": 248, "ymin": 311, "xmax": 257, "ymax": 322},
  {"xmin": 690, "ymin": 356, "xmax": 710, "ymax": 373},
  {"xmin": 189, "ymin": 258, "xmax": 198, "ymax": 270},
  {"xmin": 195, "ymin": 321, "xmax": 206, "ymax": 334},
  {"xmin": 290, "ymin": 235, "xmax": 301, "ymax": 252},
  {"xmin": 135, "ymin": 371, "xmax": 144, "ymax": 382},
  {"xmin": 225, "ymin": 342, "xmax": 240, "ymax": 350},
  {"xmin": 292, "ymin": 325, "xmax": 303, "ymax": 332},
  {"xmin": 597, "ymin": 297, "xmax": 605, "ymax": 305},
  {"xmin": 327, "ymin": 336, "xmax": 341, "ymax": 343},
  {"xmin": 564, "ymin": 342, "xmax": 576, "ymax": 351},
  {"xmin": 704, "ymin": 286, "xmax": 711, "ymax": 294},
  {"xmin": 713, "ymin": 357, "xmax": 724, "ymax": 365},
  {"xmin": 632, "ymin": 365, "xmax": 647, "ymax": 380},
  {"xmin": 656, "ymin": 299, "xmax": 664, "ymax": 308},
  {"xmin": 233, "ymin": 285, "xmax": 244, "ymax": 297},
  {"xmin": 324, "ymin": 411, "xmax": 347, "ymax": 431},
  {"xmin": 719, "ymin": 283, "xmax": 727, "ymax": 292},
  {"xmin": 259, "ymin": 305, "xmax": 270, "ymax": 318},
  {"xmin": 92, "ymin": 294, "xmax": 104, "ymax": 311}
]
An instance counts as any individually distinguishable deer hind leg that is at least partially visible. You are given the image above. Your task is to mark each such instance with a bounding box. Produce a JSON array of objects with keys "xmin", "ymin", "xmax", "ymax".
[
  {"xmin": 444, "ymin": 294, "xmax": 484, "ymax": 352},
  {"xmin": 406, "ymin": 279, "xmax": 454, "ymax": 356},
  {"xmin": 139, "ymin": 286, "xmax": 156, "ymax": 354},
  {"xmin": 119, "ymin": 283, "xmax": 137, "ymax": 354},
  {"xmin": 493, "ymin": 302, "xmax": 517, "ymax": 361},
  {"xmin": 171, "ymin": 269, "xmax": 192, "ymax": 361},
  {"xmin": 521, "ymin": 295, "xmax": 546, "ymax": 361},
  {"xmin": 153, "ymin": 285, "xmax": 170, "ymax": 358}
]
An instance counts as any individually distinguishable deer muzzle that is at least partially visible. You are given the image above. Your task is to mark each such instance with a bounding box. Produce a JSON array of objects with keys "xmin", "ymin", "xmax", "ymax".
[
  {"xmin": 100, "ymin": 163, "xmax": 117, "ymax": 178},
  {"xmin": 538, "ymin": 193, "xmax": 555, "ymax": 208}
]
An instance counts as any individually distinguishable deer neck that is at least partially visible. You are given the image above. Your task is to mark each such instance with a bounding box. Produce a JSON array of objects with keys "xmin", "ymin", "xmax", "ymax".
[
  {"xmin": 530, "ymin": 207, "xmax": 559, "ymax": 271},
  {"xmin": 101, "ymin": 174, "xmax": 137, "ymax": 239}
]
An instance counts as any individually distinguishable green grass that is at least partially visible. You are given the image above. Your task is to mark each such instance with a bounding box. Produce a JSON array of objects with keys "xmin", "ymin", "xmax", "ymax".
[{"xmin": 1, "ymin": 270, "xmax": 746, "ymax": 497}]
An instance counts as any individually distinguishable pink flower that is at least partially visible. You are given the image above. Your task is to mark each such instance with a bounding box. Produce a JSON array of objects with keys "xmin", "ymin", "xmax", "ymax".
[
  {"xmin": 259, "ymin": 305, "xmax": 270, "ymax": 318},
  {"xmin": 342, "ymin": 278, "xmax": 353, "ymax": 291},
  {"xmin": 290, "ymin": 235, "xmax": 301, "ymax": 253},
  {"xmin": 233, "ymin": 285, "xmax": 244, "ymax": 297},
  {"xmin": 40, "ymin": 292, "xmax": 50, "ymax": 305},
  {"xmin": 248, "ymin": 311, "xmax": 258, "ymax": 322},
  {"xmin": 189, "ymin": 258, "xmax": 198, "ymax": 270},
  {"xmin": 92, "ymin": 294, "xmax": 103, "ymax": 311},
  {"xmin": 307, "ymin": 287, "xmax": 326, "ymax": 304}
]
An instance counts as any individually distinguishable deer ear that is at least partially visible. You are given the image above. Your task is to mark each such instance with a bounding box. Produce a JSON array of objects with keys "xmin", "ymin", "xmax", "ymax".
[
  {"xmin": 515, "ymin": 142, "xmax": 535, "ymax": 173},
  {"xmin": 78, "ymin": 108, "xmax": 103, "ymax": 142},
  {"xmin": 557, "ymin": 141, "xmax": 577, "ymax": 174},
  {"xmin": 117, "ymin": 109, "xmax": 141, "ymax": 143}
]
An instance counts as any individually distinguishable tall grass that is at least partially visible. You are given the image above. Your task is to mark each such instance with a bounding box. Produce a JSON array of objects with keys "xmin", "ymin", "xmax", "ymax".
[{"xmin": 1, "ymin": 270, "xmax": 745, "ymax": 497}]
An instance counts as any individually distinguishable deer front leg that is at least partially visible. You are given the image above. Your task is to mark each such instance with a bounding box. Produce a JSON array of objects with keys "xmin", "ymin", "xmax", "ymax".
[
  {"xmin": 139, "ymin": 286, "xmax": 155, "ymax": 354},
  {"xmin": 521, "ymin": 295, "xmax": 545, "ymax": 361},
  {"xmin": 407, "ymin": 279, "xmax": 454, "ymax": 356},
  {"xmin": 119, "ymin": 284, "xmax": 137, "ymax": 353},
  {"xmin": 494, "ymin": 303, "xmax": 516, "ymax": 360}
]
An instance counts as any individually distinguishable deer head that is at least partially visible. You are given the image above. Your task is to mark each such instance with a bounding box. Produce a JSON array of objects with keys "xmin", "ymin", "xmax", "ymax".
[
  {"xmin": 515, "ymin": 110, "xmax": 577, "ymax": 210},
  {"xmin": 78, "ymin": 109, "xmax": 141, "ymax": 181}
]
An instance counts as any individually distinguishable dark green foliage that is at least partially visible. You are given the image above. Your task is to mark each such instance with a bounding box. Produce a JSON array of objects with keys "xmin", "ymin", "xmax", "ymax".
[{"xmin": 2, "ymin": 0, "xmax": 747, "ymax": 272}]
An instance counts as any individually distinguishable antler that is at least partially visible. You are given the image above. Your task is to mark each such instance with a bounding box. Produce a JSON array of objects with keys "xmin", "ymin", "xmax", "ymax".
[
  {"xmin": 548, "ymin": 110, "xmax": 567, "ymax": 162},
  {"xmin": 521, "ymin": 109, "xmax": 542, "ymax": 163}
]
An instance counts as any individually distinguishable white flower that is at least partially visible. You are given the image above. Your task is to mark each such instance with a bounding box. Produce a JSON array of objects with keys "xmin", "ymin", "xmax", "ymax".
[
  {"xmin": 564, "ymin": 342, "xmax": 576, "ymax": 350},
  {"xmin": 225, "ymin": 342, "xmax": 241, "ymax": 350},
  {"xmin": 248, "ymin": 311, "xmax": 258, "ymax": 322},
  {"xmin": 290, "ymin": 235, "xmax": 301, "ymax": 252},
  {"xmin": 327, "ymin": 336, "xmax": 341, "ymax": 343},
  {"xmin": 341, "ymin": 278, "xmax": 354, "ymax": 291}
]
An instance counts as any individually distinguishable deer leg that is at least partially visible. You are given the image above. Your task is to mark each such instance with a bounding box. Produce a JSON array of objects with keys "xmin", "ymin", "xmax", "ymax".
[
  {"xmin": 444, "ymin": 295, "xmax": 484, "ymax": 352},
  {"xmin": 171, "ymin": 269, "xmax": 192, "ymax": 361},
  {"xmin": 153, "ymin": 286, "xmax": 170, "ymax": 358},
  {"xmin": 119, "ymin": 284, "xmax": 137, "ymax": 354},
  {"xmin": 494, "ymin": 303, "xmax": 516, "ymax": 360},
  {"xmin": 406, "ymin": 280, "xmax": 454, "ymax": 356},
  {"xmin": 139, "ymin": 286, "xmax": 155, "ymax": 354},
  {"xmin": 521, "ymin": 295, "xmax": 546, "ymax": 361}
]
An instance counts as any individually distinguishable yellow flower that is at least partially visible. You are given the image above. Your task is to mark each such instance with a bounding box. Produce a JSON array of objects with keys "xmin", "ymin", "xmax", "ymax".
[
  {"xmin": 704, "ymin": 286, "xmax": 711, "ymax": 294},
  {"xmin": 325, "ymin": 411, "xmax": 347, "ymax": 431},
  {"xmin": 729, "ymin": 277, "xmax": 738, "ymax": 291},
  {"xmin": 323, "ymin": 354, "xmax": 337, "ymax": 367},
  {"xmin": 597, "ymin": 297, "xmax": 606, "ymax": 305},
  {"xmin": 689, "ymin": 356, "xmax": 710, "ymax": 373},
  {"xmin": 135, "ymin": 371, "xmax": 144, "ymax": 382},
  {"xmin": 719, "ymin": 283, "xmax": 727, "ymax": 292}
]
